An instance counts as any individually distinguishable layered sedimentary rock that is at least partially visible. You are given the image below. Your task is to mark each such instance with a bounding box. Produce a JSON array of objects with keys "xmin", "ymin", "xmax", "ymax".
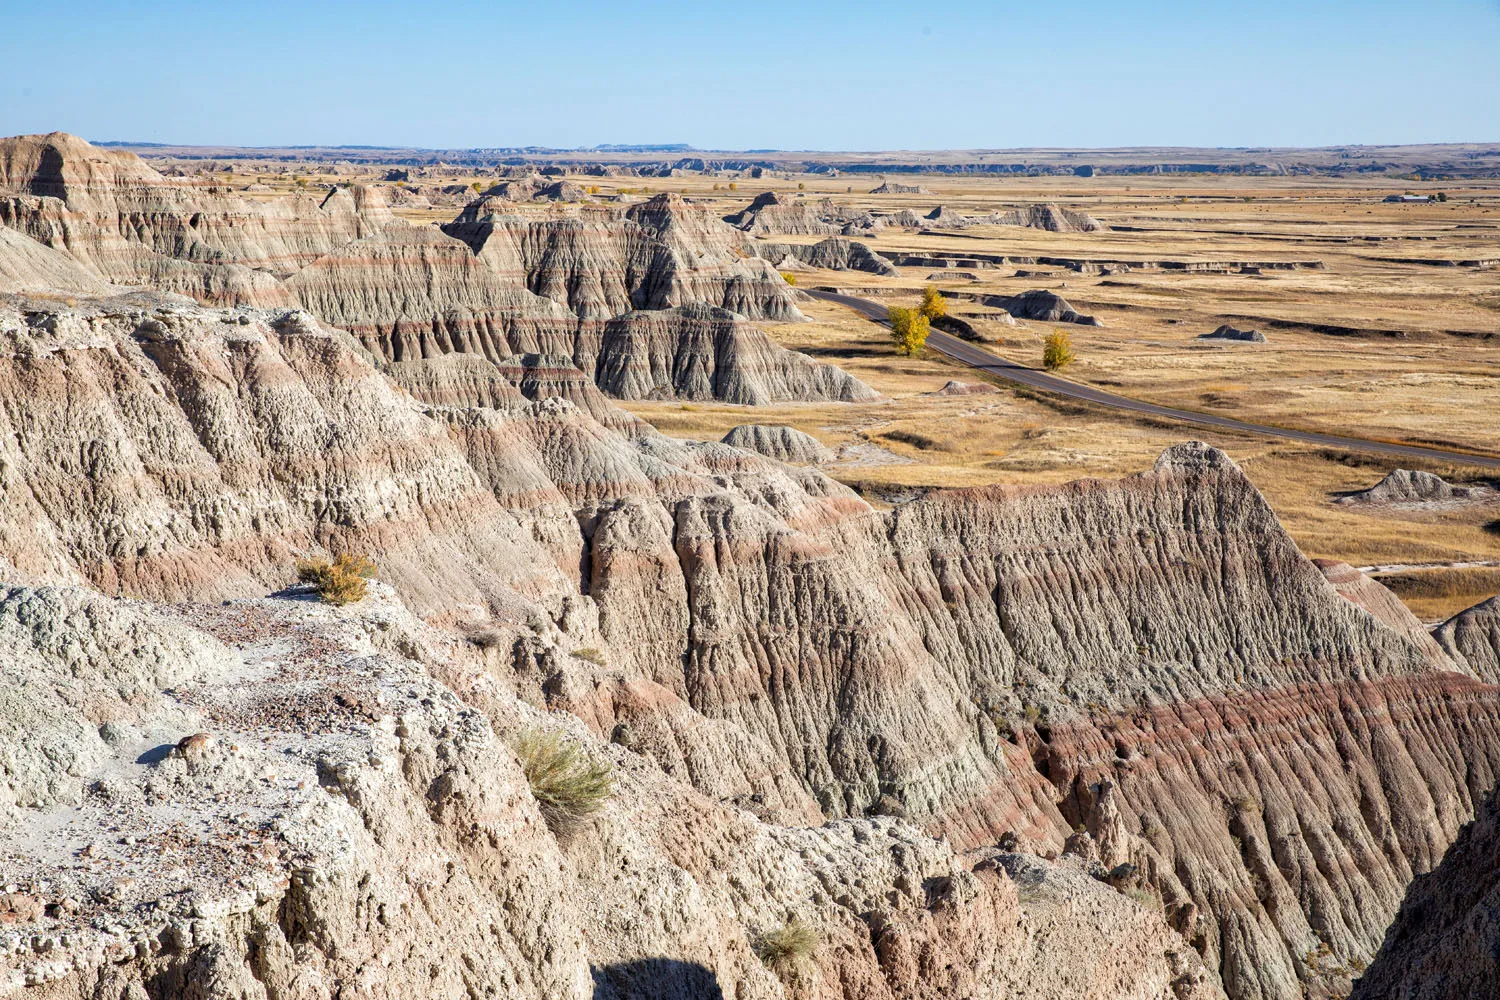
[
  {"xmin": 0, "ymin": 582, "xmax": 1220, "ymax": 1000},
  {"xmin": 1434, "ymin": 596, "xmax": 1500, "ymax": 683},
  {"xmin": 754, "ymin": 236, "xmax": 900, "ymax": 276},
  {"xmin": 1351, "ymin": 788, "xmax": 1500, "ymax": 1000},
  {"xmin": 870, "ymin": 180, "xmax": 930, "ymax": 194},
  {"xmin": 443, "ymin": 193, "xmax": 805, "ymax": 323},
  {"xmin": 723, "ymin": 191, "xmax": 841, "ymax": 235},
  {"xmin": 0, "ymin": 228, "xmax": 111, "ymax": 296},
  {"xmin": 721, "ymin": 424, "xmax": 836, "ymax": 463},
  {"xmin": 4, "ymin": 291, "xmax": 1500, "ymax": 1000},
  {"xmin": 0, "ymin": 132, "xmax": 390, "ymax": 305},
  {"xmin": 992, "ymin": 204, "xmax": 1104, "ymax": 232}
]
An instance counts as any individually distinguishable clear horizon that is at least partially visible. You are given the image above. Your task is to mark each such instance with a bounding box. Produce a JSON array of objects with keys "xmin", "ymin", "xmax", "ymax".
[{"xmin": 3, "ymin": 0, "xmax": 1498, "ymax": 150}]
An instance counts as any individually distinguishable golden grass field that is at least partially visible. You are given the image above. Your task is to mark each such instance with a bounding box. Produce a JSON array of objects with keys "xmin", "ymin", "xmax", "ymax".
[{"xmin": 213, "ymin": 161, "xmax": 1500, "ymax": 619}]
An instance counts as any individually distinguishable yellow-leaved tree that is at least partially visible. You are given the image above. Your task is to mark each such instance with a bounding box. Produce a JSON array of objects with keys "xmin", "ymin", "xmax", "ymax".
[
  {"xmin": 919, "ymin": 285, "xmax": 947, "ymax": 321},
  {"xmin": 1042, "ymin": 328, "xmax": 1077, "ymax": 370},
  {"xmin": 889, "ymin": 306, "xmax": 930, "ymax": 356}
]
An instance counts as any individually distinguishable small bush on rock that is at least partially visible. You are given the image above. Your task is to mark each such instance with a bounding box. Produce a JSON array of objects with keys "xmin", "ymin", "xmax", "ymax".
[
  {"xmin": 779, "ymin": 271, "xmax": 797, "ymax": 286},
  {"xmin": 296, "ymin": 553, "xmax": 376, "ymax": 606},
  {"xmin": 512, "ymin": 728, "xmax": 613, "ymax": 826}
]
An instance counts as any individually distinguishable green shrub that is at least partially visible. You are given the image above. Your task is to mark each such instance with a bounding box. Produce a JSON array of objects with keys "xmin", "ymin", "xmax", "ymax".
[
  {"xmin": 1042, "ymin": 328, "xmax": 1076, "ymax": 370},
  {"xmin": 888, "ymin": 306, "xmax": 930, "ymax": 356},
  {"xmin": 757, "ymin": 918, "xmax": 818, "ymax": 972},
  {"xmin": 512, "ymin": 728, "xmax": 613, "ymax": 826},
  {"xmin": 296, "ymin": 553, "xmax": 376, "ymax": 606}
]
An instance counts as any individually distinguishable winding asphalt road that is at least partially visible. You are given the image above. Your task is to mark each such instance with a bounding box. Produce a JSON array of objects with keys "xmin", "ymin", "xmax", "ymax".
[{"xmin": 805, "ymin": 289, "xmax": 1500, "ymax": 471}]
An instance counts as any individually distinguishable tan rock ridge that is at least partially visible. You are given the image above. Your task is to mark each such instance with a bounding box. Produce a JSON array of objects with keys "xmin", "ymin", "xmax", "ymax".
[
  {"xmin": 0, "ymin": 132, "xmax": 390, "ymax": 305},
  {"xmin": 0, "ymin": 583, "xmax": 1221, "ymax": 1000},
  {"xmin": 3, "ymin": 293, "xmax": 1499, "ymax": 999}
]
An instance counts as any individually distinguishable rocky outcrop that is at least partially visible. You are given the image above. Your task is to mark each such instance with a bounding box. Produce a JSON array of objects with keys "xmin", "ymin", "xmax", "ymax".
[
  {"xmin": 724, "ymin": 191, "xmax": 841, "ymax": 236},
  {"xmin": 0, "ymin": 580, "xmax": 1222, "ymax": 1000},
  {"xmin": 1199, "ymin": 324, "xmax": 1267, "ymax": 343},
  {"xmin": 991, "ymin": 204, "xmax": 1104, "ymax": 232},
  {"xmin": 4, "ymin": 292, "xmax": 1500, "ymax": 1000},
  {"xmin": 989, "ymin": 289, "xmax": 1102, "ymax": 325},
  {"xmin": 924, "ymin": 205, "xmax": 971, "ymax": 228},
  {"xmin": 0, "ymin": 132, "xmax": 389, "ymax": 305},
  {"xmin": 1336, "ymin": 469, "xmax": 1493, "ymax": 506},
  {"xmin": 0, "ymin": 228, "xmax": 111, "ymax": 296},
  {"xmin": 1434, "ymin": 596, "xmax": 1500, "ymax": 683},
  {"xmin": 722, "ymin": 424, "xmax": 835, "ymax": 463},
  {"xmin": 928, "ymin": 379, "xmax": 999, "ymax": 397},
  {"xmin": 1351, "ymin": 788, "xmax": 1500, "ymax": 1000},
  {"xmin": 870, "ymin": 181, "xmax": 930, "ymax": 194},
  {"xmin": 1316, "ymin": 559, "xmax": 1454, "ymax": 667},
  {"xmin": 754, "ymin": 237, "xmax": 900, "ymax": 277},
  {"xmin": 444, "ymin": 193, "xmax": 805, "ymax": 323}
]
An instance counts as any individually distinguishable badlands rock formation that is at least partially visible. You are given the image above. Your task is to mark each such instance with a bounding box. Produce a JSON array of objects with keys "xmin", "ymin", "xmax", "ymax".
[
  {"xmin": 1434, "ymin": 596, "xmax": 1500, "ymax": 683},
  {"xmin": 992, "ymin": 204, "xmax": 1104, "ymax": 233},
  {"xmin": 990, "ymin": 289, "xmax": 1102, "ymax": 325},
  {"xmin": 723, "ymin": 191, "xmax": 841, "ymax": 236},
  {"xmin": 869, "ymin": 180, "xmax": 930, "ymax": 194},
  {"xmin": 0, "ymin": 132, "xmax": 390, "ymax": 305},
  {"xmin": 0, "ymin": 135, "xmax": 873, "ymax": 408},
  {"xmin": 1, "ymin": 293, "xmax": 1497, "ymax": 999},
  {"xmin": 1336, "ymin": 469, "xmax": 1493, "ymax": 506},
  {"xmin": 1351, "ymin": 788, "xmax": 1500, "ymax": 1000},
  {"xmin": 0, "ymin": 581, "xmax": 1220, "ymax": 1000},
  {"xmin": 1199, "ymin": 324, "xmax": 1267, "ymax": 343},
  {"xmin": 721, "ymin": 424, "xmax": 835, "ymax": 463},
  {"xmin": 754, "ymin": 237, "xmax": 900, "ymax": 277}
]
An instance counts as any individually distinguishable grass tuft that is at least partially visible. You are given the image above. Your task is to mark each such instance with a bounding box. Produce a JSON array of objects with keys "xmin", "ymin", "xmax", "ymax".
[
  {"xmin": 512, "ymin": 728, "xmax": 613, "ymax": 827},
  {"xmin": 757, "ymin": 918, "xmax": 818, "ymax": 973}
]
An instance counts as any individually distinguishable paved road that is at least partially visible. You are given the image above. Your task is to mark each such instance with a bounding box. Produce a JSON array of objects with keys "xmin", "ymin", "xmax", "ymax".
[{"xmin": 805, "ymin": 289, "xmax": 1500, "ymax": 471}]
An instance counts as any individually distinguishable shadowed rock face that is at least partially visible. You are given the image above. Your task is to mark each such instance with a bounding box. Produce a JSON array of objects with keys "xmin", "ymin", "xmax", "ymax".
[
  {"xmin": 1199, "ymin": 324, "xmax": 1266, "ymax": 343},
  {"xmin": 3, "ymin": 295, "xmax": 1499, "ymax": 999},
  {"xmin": 1351, "ymin": 787, "xmax": 1500, "ymax": 1000}
]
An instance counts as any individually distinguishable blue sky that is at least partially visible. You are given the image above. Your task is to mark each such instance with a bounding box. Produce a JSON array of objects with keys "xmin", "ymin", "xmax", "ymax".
[{"xmin": 3, "ymin": 0, "xmax": 1497, "ymax": 149}]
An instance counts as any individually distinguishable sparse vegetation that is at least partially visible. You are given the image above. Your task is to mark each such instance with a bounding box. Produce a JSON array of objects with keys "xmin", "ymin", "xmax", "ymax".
[
  {"xmin": 919, "ymin": 285, "xmax": 946, "ymax": 321},
  {"xmin": 511, "ymin": 728, "xmax": 614, "ymax": 825},
  {"xmin": 888, "ymin": 306, "xmax": 930, "ymax": 356},
  {"xmin": 571, "ymin": 647, "xmax": 607, "ymax": 666},
  {"xmin": 1042, "ymin": 328, "xmax": 1076, "ymax": 370},
  {"xmin": 779, "ymin": 271, "xmax": 797, "ymax": 286},
  {"xmin": 757, "ymin": 918, "xmax": 818, "ymax": 973},
  {"xmin": 296, "ymin": 553, "xmax": 377, "ymax": 606}
]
